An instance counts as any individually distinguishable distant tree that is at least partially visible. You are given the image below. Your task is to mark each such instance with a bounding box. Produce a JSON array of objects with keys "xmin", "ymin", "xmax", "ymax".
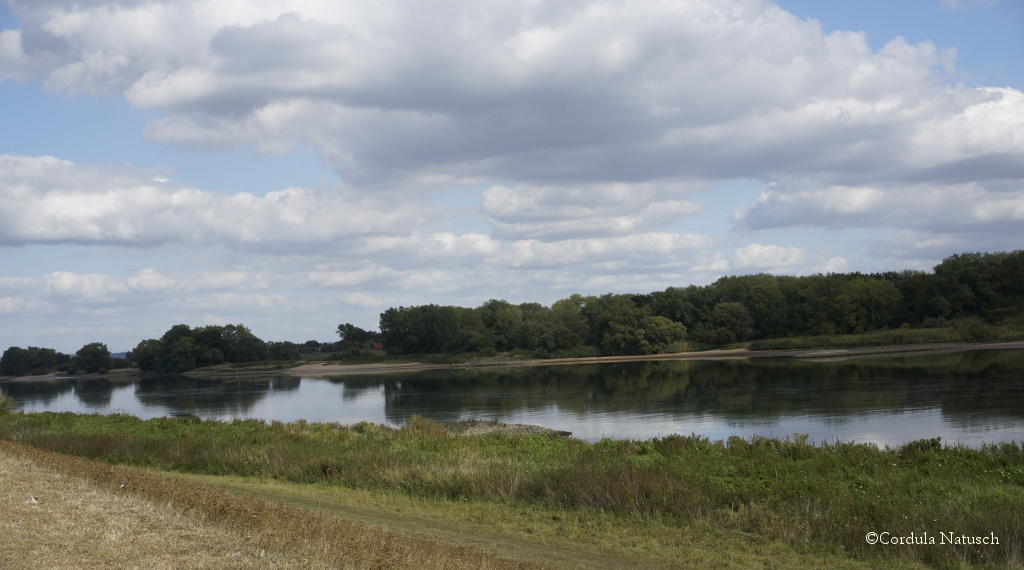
[
  {"xmin": 162, "ymin": 337, "xmax": 200, "ymax": 373},
  {"xmin": 712, "ymin": 274, "xmax": 787, "ymax": 338},
  {"xmin": 479, "ymin": 300, "xmax": 525, "ymax": 351},
  {"xmin": 1, "ymin": 346, "xmax": 69, "ymax": 376},
  {"xmin": 840, "ymin": 278, "xmax": 902, "ymax": 332},
  {"xmin": 549, "ymin": 297, "xmax": 588, "ymax": 349},
  {"xmin": 160, "ymin": 324, "xmax": 193, "ymax": 347},
  {"xmin": 193, "ymin": 326, "xmax": 229, "ymax": 359},
  {"xmin": 601, "ymin": 316, "xmax": 686, "ymax": 355},
  {"xmin": 268, "ymin": 341, "xmax": 301, "ymax": 360},
  {"xmin": 74, "ymin": 342, "xmax": 111, "ymax": 374},
  {"xmin": 221, "ymin": 324, "xmax": 268, "ymax": 362},
  {"xmin": 337, "ymin": 323, "xmax": 377, "ymax": 348},
  {"xmin": 582, "ymin": 294, "xmax": 647, "ymax": 350},
  {"xmin": 129, "ymin": 339, "xmax": 163, "ymax": 372},
  {"xmin": 378, "ymin": 305, "xmax": 483, "ymax": 354},
  {"xmin": 0, "ymin": 347, "xmax": 31, "ymax": 376},
  {"xmin": 302, "ymin": 340, "xmax": 322, "ymax": 353},
  {"xmin": 648, "ymin": 287, "xmax": 700, "ymax": 328},
  {"xmin": 639, "ymin": 316, "xmax": 687, "ymax": 352},
  {"xmin": 195, "ymin": 346, "xmax": 225, "ymax": 367},
  {"xmin": 601, "ymin": 321, "xmax": 653, "ymax": 355},
  {"xmin": 708, "ymin": 302, "xmax": 754, "ymax": 344}
]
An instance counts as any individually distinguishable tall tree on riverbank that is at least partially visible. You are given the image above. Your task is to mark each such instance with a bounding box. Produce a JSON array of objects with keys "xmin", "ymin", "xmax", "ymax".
[
  {"xmin": 0, "ymin": 347, "xmax": 71, "ymax": 376},
  {"xmin": 73, "ymin": 343, "xmax": 110, "ymax": 374},
  {"xmin": 129, "ymin": 323, "xmax": 273, "ymax": 373}
]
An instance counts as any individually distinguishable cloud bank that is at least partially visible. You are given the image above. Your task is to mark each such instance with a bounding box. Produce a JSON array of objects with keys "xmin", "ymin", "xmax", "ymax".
[{"xmin": 1, "ymin": 0, "xmax": 1021, "ymax": 349}]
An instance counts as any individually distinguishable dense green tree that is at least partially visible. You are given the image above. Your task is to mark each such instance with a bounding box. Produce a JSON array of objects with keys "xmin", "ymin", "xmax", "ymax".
[
  {"xmin": 640, "ymin": 316, "xmax": 687, "ymax": 352},
  {"xmin": 337, "ymin": 323, "xmax": 377, "ymax": 348},
  {"xmin": 712, "ymin": 274, "xmax": 786, "ymax": 337},
  {"xmin": 479, "ymin": 300, "xmax": 526, "ymax": 351},
  {"xmin": 0, "ymin": 347, "xmax": 30, "ymax": 375},
  {"xmin": 129, "ymin": 339, "xmax": 163, "ymax": 372},
  {"xmin": 648, "ymin": 287, "xmax": 701, "ymax": 328},
  {"xmin": 128, "ymin": 323, "xmax": 270, "ymax": 373},
  {"xmin": 268, "ymin": 341, "xmax": 301, "ymax": 360},
  {"xmin": 162, "ymin": 337, "xmax": 200, "ymax": 373},
  {"xmin": 602, "ymin": 316, "xmax": 686, "ymax": 355},
  {"xmin": 74, "ymin": 342, "xmax": 111, "ymax": 374},
  {"xmin": 221, "ymin": 324, "xmax": 268, "ymax": 362},
  {"xmin": 193, "ymin": 326, "xmax": 229, "ymax": 359},
  {"xmin": 840, "ymin": 278, "xmax": 903, "ymax": 332},
  {"xmin": 1, "ymin": 346, "xmax": 70, "ymax": 376},
  {"xmin": 549, "ymin": 297, "xmax": 588, "ymax": 348},
  {"xmin": 707, "ymin": 302, "xmax": 754, "ymax": 344},
  {"xmin": 160, "ymin": 324, "xmax": 193, "ymax": 347},
  {"xmin": 524, "ymin": 302, "xmax": 589, "ymax": 355},
  {"xmin": 379, "ymin": 305, "xmax": 486, "ymax": 353},
  {"xmin": 581, "ymin": 294, "xmax": 647, "ymax": 349}
]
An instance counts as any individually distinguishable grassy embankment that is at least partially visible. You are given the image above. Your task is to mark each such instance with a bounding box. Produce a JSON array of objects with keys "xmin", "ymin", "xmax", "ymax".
[
  {"xmin": 2, "ymin": 410, "xmax": 1021, "ymax": 568},
  {"xmin": 741, "ymin": 320, "xmax": 1024, "ymax": 351}
]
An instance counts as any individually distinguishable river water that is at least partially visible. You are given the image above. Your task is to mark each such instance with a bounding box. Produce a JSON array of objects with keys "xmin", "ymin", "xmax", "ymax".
[{"xmin": 3, "ymin": 350, "xmax": 1023, "ymax": 447}]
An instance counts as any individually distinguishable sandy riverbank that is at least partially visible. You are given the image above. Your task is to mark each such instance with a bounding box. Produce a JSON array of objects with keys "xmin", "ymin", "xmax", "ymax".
[
  {"xmin": 1, "ymin": 368, "xmax": 143, "ymax": 383},
  {"xmin": 8, "ymin": 340, "xmax": 1021, "ymax": 382},
  {"xmin": 285, "ymin": 340, "xmax": 1024, "ymax": 378}
]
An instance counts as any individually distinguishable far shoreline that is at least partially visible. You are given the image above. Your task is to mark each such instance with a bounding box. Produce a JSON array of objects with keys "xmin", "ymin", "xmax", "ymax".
[
  {"xmin": 4, "ymin": 340, "xmax": 1022, "ymax": 383},
  {"xmin": 201, "ymin": 339, "xmax": 1024, "ymax": 379}
]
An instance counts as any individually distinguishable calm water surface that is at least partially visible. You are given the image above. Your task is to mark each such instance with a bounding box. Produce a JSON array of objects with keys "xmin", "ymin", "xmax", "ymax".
[{"xmin": 4, "ymin": 350, "xmax": 1024, "ymax": 447}]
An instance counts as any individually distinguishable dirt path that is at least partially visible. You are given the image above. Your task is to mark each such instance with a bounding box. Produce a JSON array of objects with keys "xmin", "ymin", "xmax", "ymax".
[{"xmin": 288, "ymin": 340, "xmax": 1024, "ymax": 378}]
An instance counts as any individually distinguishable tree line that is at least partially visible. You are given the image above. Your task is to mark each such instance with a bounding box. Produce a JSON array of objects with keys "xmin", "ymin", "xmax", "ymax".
[
  {"xmin": 0, "ymin": 343, "xmax": 120, "ymax": 376},
  {"xmin": 353, "ymin": 250, "xmax": 1024, "ymax": 356},
  {"xmin": 128, "ymin": 324, "xmax": 303, "ymax": 373},
  {"xmin": 2, "ymin": 250, "xmax": 1021, "ymax": 376}
]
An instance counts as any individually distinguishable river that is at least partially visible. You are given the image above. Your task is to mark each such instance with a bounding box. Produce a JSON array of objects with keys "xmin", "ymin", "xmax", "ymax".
[{"xmin": 3, "ymin": 349, "xmax": 1023, "ymax": 447}]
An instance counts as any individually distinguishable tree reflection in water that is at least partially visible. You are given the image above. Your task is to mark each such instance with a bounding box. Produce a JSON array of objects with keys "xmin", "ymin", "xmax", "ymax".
[{"xmin": 2, "ymin": 350, "xmax": 1023, "ymax": 444}]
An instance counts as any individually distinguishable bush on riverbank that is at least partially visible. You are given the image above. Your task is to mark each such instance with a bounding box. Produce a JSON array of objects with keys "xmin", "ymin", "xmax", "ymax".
[{"xmin": 1, "ymin": 412, "xmax": 1021, "ymax": 567}]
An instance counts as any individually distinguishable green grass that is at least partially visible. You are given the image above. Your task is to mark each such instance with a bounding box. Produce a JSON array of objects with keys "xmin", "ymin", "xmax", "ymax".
[
  {"xmin": 745, "ymin": 323, "xmax": 1024, "ymax": 351},
  {"xmin": 1, "ymin": 412, "xmax": 1021, "ymax": 568},
  {"xmin": 308, "ymin": 347, "xmax": 602, "ymax": 367},
  {"xmin": 311, "ymin": 350, "xmax": 490, "ymax": 365},
  {"xmin": 167, "ymin": 471, "xmax": 885, "ymax": 569},
  {"xmin": 185, "ymin": 360, "xmax": 300, "ymax": 374}
]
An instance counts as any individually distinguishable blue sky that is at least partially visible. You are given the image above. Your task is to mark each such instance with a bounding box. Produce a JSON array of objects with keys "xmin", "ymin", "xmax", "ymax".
[{"xmin": 1, "ymin": 0, "xmax": 1022, "ymax": 352}]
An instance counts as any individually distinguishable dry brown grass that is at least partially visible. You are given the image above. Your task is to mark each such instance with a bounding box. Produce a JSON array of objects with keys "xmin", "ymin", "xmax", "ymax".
[
  {"xmin": 0, "ymin": 441, "xmax": 540, "ymax": 569},
  {"xmin": 0, "ymin": 446, "xmax": 292, "ymax": 569}
]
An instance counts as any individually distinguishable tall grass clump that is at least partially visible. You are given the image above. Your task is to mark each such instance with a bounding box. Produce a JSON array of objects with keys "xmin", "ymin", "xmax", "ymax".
[
  {"xmin": 1, "ymin": 412, "xmax": 1021, "ymax": 568},
  {"xmin": 0, "ymin": 394, "xmax": 16, "ymax": 415}
]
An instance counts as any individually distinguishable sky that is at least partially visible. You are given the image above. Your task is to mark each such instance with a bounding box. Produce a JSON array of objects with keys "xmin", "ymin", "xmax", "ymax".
[{"xmin": 1, "ymin": 0, "xmax": 1022, "ymax": 353}]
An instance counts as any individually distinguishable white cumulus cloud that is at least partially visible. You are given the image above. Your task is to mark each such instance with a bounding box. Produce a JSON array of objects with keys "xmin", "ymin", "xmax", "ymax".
[
  {"xmin": 1, "ymin": 0, "xmax": 1019, "ymax": 189},
  {"xmin": 0, "ymin": 154, "xmax": 432, "ymax": 250}
]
